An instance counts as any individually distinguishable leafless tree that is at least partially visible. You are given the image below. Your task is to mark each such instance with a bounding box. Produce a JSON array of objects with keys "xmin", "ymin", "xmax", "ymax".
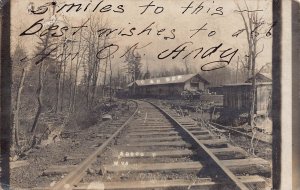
[
  {"xmin": 30, "ymin": 2, "xmax": 58, "ymax": 146},
  {"xmin": 30, "ymin": 35, "xmax": 52, "ymax": 146},
  {"xmin": 71, "ymin": 26, "xmax": 87, "ymax": 112},
  {"xmin": 236, "ymin": 0, "xmax": 271, "ymax": 155},
  {"xmin": 236, "ymin": 1, "xmax": 266, "ymax": 128},
  {"xmin": 12, "ymin": 41, "xmax": 28, "ymax": 148}
]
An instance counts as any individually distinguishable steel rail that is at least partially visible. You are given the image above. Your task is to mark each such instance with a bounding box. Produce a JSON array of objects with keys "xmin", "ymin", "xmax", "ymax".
[
  {"xmin": 51, "ymin": 100, "xmax": 139, "ymax": 190},
  {"xmin": 209, "ymin": 121, "xmax": 271, "ymax": 145},
  {"xmin": 148, "ymin": 101, "xmax": 249, "ymax": 190}
]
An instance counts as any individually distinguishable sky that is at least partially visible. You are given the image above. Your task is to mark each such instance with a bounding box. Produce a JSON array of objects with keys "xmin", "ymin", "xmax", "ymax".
[{"xmin": 11, "ymin": 0, "xmax": 273, "ymax": 75}]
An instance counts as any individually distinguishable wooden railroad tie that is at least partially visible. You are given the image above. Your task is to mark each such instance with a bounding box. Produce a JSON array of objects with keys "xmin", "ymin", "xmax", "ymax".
[{"xmin": 73, "ymin": 175, "xmax": 266, "ymax": 190}]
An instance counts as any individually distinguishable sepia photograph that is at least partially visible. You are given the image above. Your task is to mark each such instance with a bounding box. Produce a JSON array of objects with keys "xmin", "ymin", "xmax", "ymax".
[{"xmin": 0, "ymin": 0, "xmax": 293, "ymax": 189}]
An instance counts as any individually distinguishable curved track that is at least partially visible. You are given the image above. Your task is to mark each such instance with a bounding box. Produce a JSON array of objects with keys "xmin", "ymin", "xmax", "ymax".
[{"xmin": 37, "ymin": 100, "xmax": 271, "ymax": 190}]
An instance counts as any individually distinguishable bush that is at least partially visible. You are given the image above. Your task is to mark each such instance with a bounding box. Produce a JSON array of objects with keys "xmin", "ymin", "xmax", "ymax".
[
  {"xmin": 67, "ymin": 108, "xmax": 100, "ymax": 129},
  {"xmin": 216, "ymin": 108, "xmax": 248, "ymax": 126}
]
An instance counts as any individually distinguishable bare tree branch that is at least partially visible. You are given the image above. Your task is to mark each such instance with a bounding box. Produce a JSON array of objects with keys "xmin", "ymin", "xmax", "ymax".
[{"xmin": 255, "ymin": 44, "xmax": 264, "ymax": 58}]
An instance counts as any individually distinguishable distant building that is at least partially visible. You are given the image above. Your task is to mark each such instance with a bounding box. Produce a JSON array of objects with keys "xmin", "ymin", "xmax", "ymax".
[
  {"xmin": 222, "ymin": 82, "xmax": 272, "ymax": 115},
  {"xmin": 245, "ymin": 73, "xmax": 272, "ymax": 83},
  {"xmin": 127, "ymin": 73, "xmax": 209, "ymax": 98}
]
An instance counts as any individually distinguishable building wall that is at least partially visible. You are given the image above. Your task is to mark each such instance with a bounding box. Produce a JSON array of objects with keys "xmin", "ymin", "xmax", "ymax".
[
  {"xmin": 129, "ymin": 75, "xmax": 208, "ymax": 98},
  {"xmin": 223, "ymin": 84, "xmax": 272, "ymax": 115},
  {"xmin": 256, "ymin": 85, "xmax": 272, "ymax": 115},
  {"xmin": 208, "ymin": 86, "xmax": 224, "ymax": 95},
  {"xmin": 184, "ymin": 76, "xmax": 206, "ymax": 91},
  {"xmin": 199, "ymin": 82, "xmax": 205, "ymax": 90},
  {"xmin": 223, "ymin": 85, "xmax": 252, "ymax": 112},
  {"xmin": 133, "ymin": 83, "xmax": 185, "ymax": 98}
]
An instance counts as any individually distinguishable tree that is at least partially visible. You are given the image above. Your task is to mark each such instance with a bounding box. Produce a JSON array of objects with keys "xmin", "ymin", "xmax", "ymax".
[
  {"xmin": 30, "ymin": 0, "xmax": 58, "ymax": 144},
  {"xmin": 80, "ymin": 15, "xmax": 108, "ymax": 108},
  {"xmin": 237, "ymin": 54, "xmax": 251, "ymax": 81},
  {"xmin": 154, "ymin": 65, "xmax": 186, "ymax": 78},
  {"xmin": 183, "ymin": 58, "xmax": 192, "ymax": 74},
  {"xmin": 123, "ymin": 47, "xmax": 143, "ymax": 95},
  {"xmin": 71, "ymin": 27, "xmax": 86, "ymax": 112},
  {"xmin": 12, "ymin": 42, "xmax": 27, "ymax": 148},
  {"xmin": 236, "ymin": 1, "xmax": 271, "ymax": 156},
  {"xmin": 30, "ymin": 35, "xmax": 55, "ymax": 145},
  {"xmin": 143, "ymin": 66, "xmax": 151, "ymax": 79},
  {"xmin": 201, "ymin": 67, "xmax": 236, "ymax": 86},
  {"xmin": 124, "ymin": 47, "xmax": 143, "ymax": 81},
  {"xmin": 236, "ymin": 2, "xmax": 266, "ymax": 128},
  {"xmin": 12, "ymin": 42, "xmax": 26, "ymax": 65}
]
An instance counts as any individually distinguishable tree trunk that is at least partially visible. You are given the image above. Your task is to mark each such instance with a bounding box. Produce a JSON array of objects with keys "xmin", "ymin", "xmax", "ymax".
[
  {"xmin": 90, "ymin": 60, "xmax": 98, "ymax": 107},
  {"xmin": 60, "ymin": 45, "xmax": 67, "ymax": 112},
  {"xmin": 109, "ymin": 48, "xmax": 112, "ymax": 102},
  {"xmin": 30, "ymin": 62, "xmax": 44, "ymax": 143},
  {"xmin": 86, "ymin": 33, "xmax": 93, "ymax": 109},
  {"xmin": 90, "ymin": 36, "xmax": 102, "ymax": 107},
  {"xmin": 102, "ymin": 56, "xmax": 108, "ymax": 98},
  {"xmin": 14, "ymin": 66, "xmax": 27, "ymax": 147},
  {"xmin": 72, "ymin": 29, "xmax": 83, "ymax": 112},
  {"xmin": 250, "ymin": 37, "xmax": 257, "ymax": 128},
  {"xmin": 30, "ymin": 2, "xmax": 56, "ymax": 147},
  {"xmin": 86, "ymin": 76, "xmax": 90, "ymax": 109},
  {"xmin": 72, "ymin": 53, "xmax": 79, "ymax": 112},
  {"xmin": 68, "ymin": 36, "xmax": 74, "ymax": 112},
  {"xmin": 73, "ymin": 66, "xmax": 78, "ymax": 112},
  {"xmin": 91, "ymin": 61, "xmax": 100, "ymax": 106},
  {"xmin": 55, "ymin": 51, "xmax": 63, "ymax": 113}
]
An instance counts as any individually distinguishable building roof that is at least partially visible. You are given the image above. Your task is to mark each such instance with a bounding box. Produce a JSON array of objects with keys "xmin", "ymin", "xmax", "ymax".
[
  {"xmin": 127, "ymin": 73, "xmax": 209, "ymax": 87},
  {"xmin": 245, "ymin": 73, "xmax": 272, "ymax": 83},
  {"xmin": 222, "ymin": 82, "xmax": 272, "ymax": 87}
]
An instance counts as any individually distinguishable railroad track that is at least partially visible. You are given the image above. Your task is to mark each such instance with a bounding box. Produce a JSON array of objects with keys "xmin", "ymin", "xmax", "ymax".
[{"xmin": 36, "ymin": 100, "xmax": 271, "ymax": 190}]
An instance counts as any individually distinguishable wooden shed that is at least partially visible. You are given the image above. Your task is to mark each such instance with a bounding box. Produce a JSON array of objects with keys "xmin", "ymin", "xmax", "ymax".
[
  {"xmin": 222, "ymin": 82, "xmax": 272, "ymax": 115},
  {"xmin": 128, "ymin": 73, "xmax": 209, "ymax": 98}
]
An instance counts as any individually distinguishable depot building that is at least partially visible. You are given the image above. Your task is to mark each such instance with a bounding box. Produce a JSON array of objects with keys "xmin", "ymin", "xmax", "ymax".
[{"xmin": 127, "ymin": 73, "xmax": 210, "ymax": 98}]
